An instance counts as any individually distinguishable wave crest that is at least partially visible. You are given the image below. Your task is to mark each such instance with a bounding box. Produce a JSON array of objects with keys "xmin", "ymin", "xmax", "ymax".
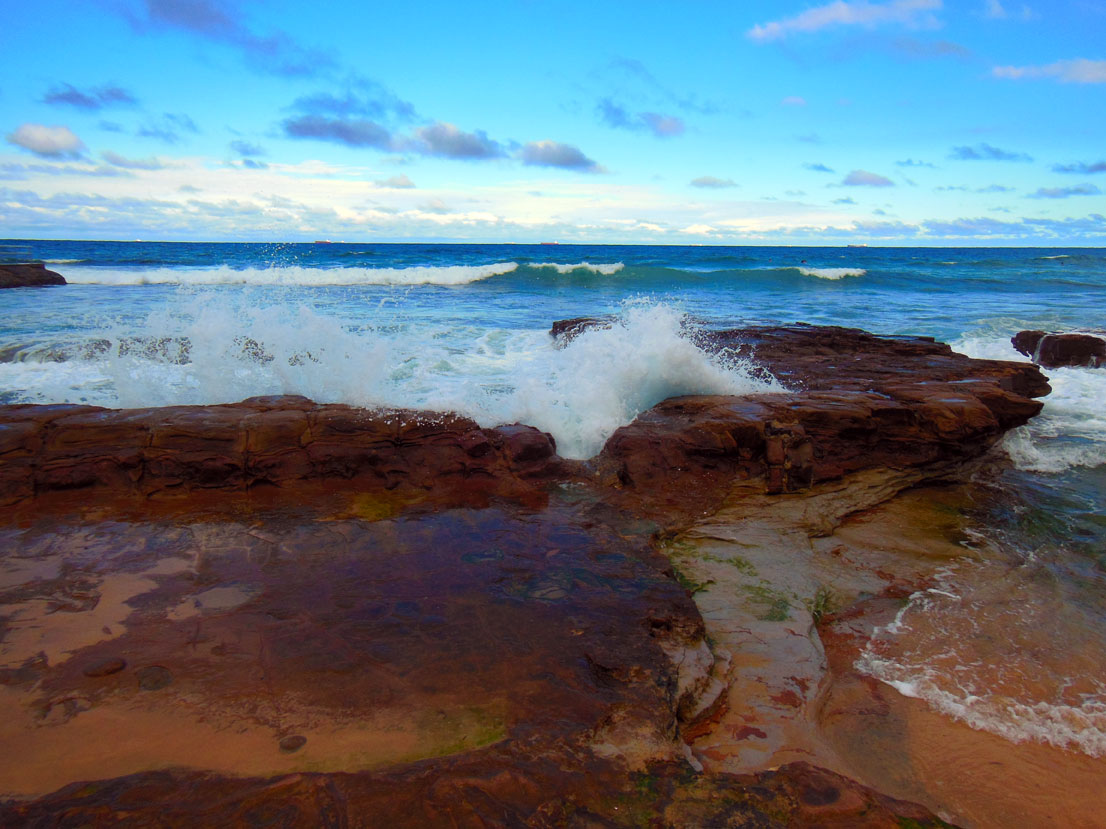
[
  {"xmin": 60, "ymin": 262, "xmax": 519, "ymax": 286},
  {"xmin": 796, "ymin": 266, "xmax": 866, "ymax": 280},
  {"xmin": 531, "ymin": 261, "xmax": 625, "ymax": 275}
]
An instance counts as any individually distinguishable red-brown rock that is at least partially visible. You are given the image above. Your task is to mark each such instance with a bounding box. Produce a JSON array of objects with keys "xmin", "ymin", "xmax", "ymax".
[
  {"xmin": 592, "ymin": 324, "xmax": 1048, "ymax": 523},
  {"xmin": 0, "ymin": 398, "xmax": 564, "ymax": 507},
  {"xmin": 1012, "ymin": 329, "xmax": 1105, "ymax": 368}
]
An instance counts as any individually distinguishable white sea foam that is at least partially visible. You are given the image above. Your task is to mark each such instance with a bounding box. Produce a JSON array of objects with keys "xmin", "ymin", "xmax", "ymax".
[
  {"xmin": 43, "ymin": 259, "xmax": 86, "ymax": 264},
  {"xmin": 531, "ymin": 261, "xmax": 625, "ymax": 275},
  {"xmin": 952, "ymin": 333, "xmax": 1106, "ymax": 472},
  {"xmin": 59, "ymin": 262, "xmax": 519, "ymax": 286},
  {"xmin": 857, "ymin": 573, "xmax": 1106, "ymax": 757},
  {"xmin": 1, "ymin": 299, "xmax": 780, "ymax": 460},
  {"xmin": 796, "ymin": 266, "xmax": 866, "ymax": 280},
  {"xmin": 859, "ymin": 651, "xmax": 1106, "ymax": 757}
]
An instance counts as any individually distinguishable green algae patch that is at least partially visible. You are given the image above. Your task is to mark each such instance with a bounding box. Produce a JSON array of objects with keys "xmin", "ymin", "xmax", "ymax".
[{"xmin": 346, "ymin": 488, "xmax": 425, "ymax": 522}]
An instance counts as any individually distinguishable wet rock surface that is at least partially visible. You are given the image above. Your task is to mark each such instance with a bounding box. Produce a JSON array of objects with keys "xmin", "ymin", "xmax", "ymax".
[
  {"xmin": 0, "ymin": 323, "xmax": 1048, "ymax": 825},
  {"xmin": 1012, "ymin": 329, "xmax": 1105, "ymax": 368},
  {"xmin": 594, "ymin": 323, "xmax": 1047, "ymax": 525},
  {"xmin": 0, "ymin": 263, "xmax": 66, "ymax": 288}
]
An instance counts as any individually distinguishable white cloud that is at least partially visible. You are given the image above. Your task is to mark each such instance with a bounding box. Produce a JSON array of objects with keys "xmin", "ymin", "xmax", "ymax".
[
  {"xmin": 375, "ymin": 174, "xmax": 415, "ymax": 188},
  {"xmin": 781, "ymin": 96, "xmax": 808, "ymax": 106},
  {"xmin": 842, "ymin": 169, "xmax": 895, "ymax": 186},
  {"xmin": 982, "ymin": 0, "xmax": 1036, "ymax": 20},
  {"xmin": 993, "ymin": 59, "xmax": 1106, "ymax": 83},
  {"xmin": 748, "ymin": 0, "xmax": 942, "ymax": 42},
  {"xmin": 690, "ymin": 176, "xmax": 738, "ymax": 188},
  {"xmin": 6, "ymin": 124, "xmax": 85, "ymax": 158}
]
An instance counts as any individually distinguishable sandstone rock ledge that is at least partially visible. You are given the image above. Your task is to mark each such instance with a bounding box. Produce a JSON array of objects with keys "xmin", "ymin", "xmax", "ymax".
[{"xmin": 0, "ymin": 324, "xmax": 1047, "ymax": 827}]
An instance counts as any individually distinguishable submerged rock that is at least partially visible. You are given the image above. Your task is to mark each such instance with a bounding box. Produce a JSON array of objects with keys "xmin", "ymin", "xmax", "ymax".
[{"xmin": 1012, "ymin": 329, "xmax": 1105, "ymax": 368}]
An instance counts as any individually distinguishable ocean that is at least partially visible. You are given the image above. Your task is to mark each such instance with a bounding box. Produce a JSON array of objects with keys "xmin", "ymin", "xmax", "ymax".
[{"xmin": 2, "ymin": 239, "xmax": 1105, "ymax": 762}]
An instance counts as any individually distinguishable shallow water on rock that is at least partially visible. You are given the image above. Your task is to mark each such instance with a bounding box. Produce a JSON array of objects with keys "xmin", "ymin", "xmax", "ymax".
[{"xmin": 0, "ymin": 492, "xmax": 696, "ymax": 798}]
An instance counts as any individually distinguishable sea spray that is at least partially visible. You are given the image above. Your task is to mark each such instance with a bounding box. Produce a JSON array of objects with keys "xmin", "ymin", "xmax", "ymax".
[
  {"xmin": 15, "ymin": 296, "xmax": 781, "ymax": 460},
  {"xmin": 492, "ymin": 303, "xmax": 783, "ymax": 458},
  {"xmin": 953, "ymin": 333, "xmax": 1106, "ymax": 472}
]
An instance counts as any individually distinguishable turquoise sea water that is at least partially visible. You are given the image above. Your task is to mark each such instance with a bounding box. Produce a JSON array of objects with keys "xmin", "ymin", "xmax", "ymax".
[{"xmin": 2, "ymin": 239, "xmax": 1105, "ymax": 756}]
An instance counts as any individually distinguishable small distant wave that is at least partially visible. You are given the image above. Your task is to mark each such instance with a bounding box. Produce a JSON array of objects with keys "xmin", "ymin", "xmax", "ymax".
[
  {"xmin": 43, "ymin": 259, "xmax": 87, "ymax": 265},
  {"xmin": 60, "ymin": 262, "xmax": 519, "ymax": 287},
  {"xmin": 530, "ymin": 262, "xmax": 625, "ymax": 275},
  {"xmin": 1039, "ymin": 255, "xmax": 1072, "ymax": 260},
  {"xmin": 796, "ymin": 266, "xmax": 866, "ymax": 280}
]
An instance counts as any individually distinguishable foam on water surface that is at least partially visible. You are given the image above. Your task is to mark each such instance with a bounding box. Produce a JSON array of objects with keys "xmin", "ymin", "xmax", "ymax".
[{"xmin": 856, "ymin": 558, "xmax": 1106, "ymax": 757}]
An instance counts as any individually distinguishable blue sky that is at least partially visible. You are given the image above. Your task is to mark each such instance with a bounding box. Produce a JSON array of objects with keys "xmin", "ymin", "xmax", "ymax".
[{"xmin": 2, "ymin": 0, "xmax": 1104, "ymax": 244}]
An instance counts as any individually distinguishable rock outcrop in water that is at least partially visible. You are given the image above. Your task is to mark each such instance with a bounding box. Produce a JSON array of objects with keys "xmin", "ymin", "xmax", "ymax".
[
  {"xmin": 590, "ymin": 323, "xmax": 1047, "ymax": 524},
  {"xmin": 0, "ymin": 263, "xmax": 66, "ymax": 288},
  {"xmin": 1012, "ymin": 329, "xmax": 1106, "ymax": 368},
  {"xmin": 0, "ymin": 324, "xmax": 1050, "ymax": 826}
]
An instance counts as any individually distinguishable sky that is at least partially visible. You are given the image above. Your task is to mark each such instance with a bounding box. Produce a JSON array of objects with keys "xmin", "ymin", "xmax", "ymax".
[{"xmin": 1, "ymin": 0, "xmax": 1105, "ymax": 245}]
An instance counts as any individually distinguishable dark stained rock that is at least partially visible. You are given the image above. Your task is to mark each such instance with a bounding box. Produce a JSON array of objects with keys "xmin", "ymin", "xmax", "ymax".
[
  {"xmin": 136, "ymin": 665, "xmax": 173, "ymax": 691},
  {"xmin": 0, "ymin": 263, "xmax": 66, "ymax": 288},
  {"xmin": 0, "ymin": 756, "xmax": 951, "ymax": 826},
  {"xmin": 0, "ymin": 755, "xmax": 955, "ymax": 828},
  {"xmin": 82, "ymin": 658, "xmax": 126, "ymax": 678},
  {"xmin": 1011, "ymin": 329, "xmax": 1047, "ymax": 360},
  {"xmin": 1012, "ymin": 329, "xmax": 1105, "ymax": 368},
  {"xmin": 549, "ymin": 315, "xmax": 614, "ymax": 345},
  {"xmin": 279, "ymin": 735, "xmax": 307, "ymax": 753}
]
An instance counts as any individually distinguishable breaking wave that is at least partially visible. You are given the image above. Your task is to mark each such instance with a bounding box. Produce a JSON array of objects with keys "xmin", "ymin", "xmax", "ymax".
[
  {"xmin": 60, "ymin": 262, "xmax": 520, "ymax": 286},
  {"xmin": 0, "ymin": 299, "xmax": 780, "ymax": 460},
  {"xmin": 796, "ymin": 266, "xmax": 866, "ymax": 280},
  {"xmin": 531, "ymin": 262, "xmax": 625, "ymax": 275}
]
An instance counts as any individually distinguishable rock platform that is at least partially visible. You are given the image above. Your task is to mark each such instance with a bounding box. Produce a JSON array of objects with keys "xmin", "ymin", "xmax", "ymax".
[{"xmin": 0, "ymin": 323, "xmax": 1050, "ymax": 826}]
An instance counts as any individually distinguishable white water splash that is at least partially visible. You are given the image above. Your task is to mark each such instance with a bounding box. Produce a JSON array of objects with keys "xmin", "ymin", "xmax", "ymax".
[
  {"xmin": 2, "ymin": 299, "xmax": 780, "ymax": 460},
  {"xmin": 953, "ymin": 333, "xmax": 1106, "ymax": 472}
]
